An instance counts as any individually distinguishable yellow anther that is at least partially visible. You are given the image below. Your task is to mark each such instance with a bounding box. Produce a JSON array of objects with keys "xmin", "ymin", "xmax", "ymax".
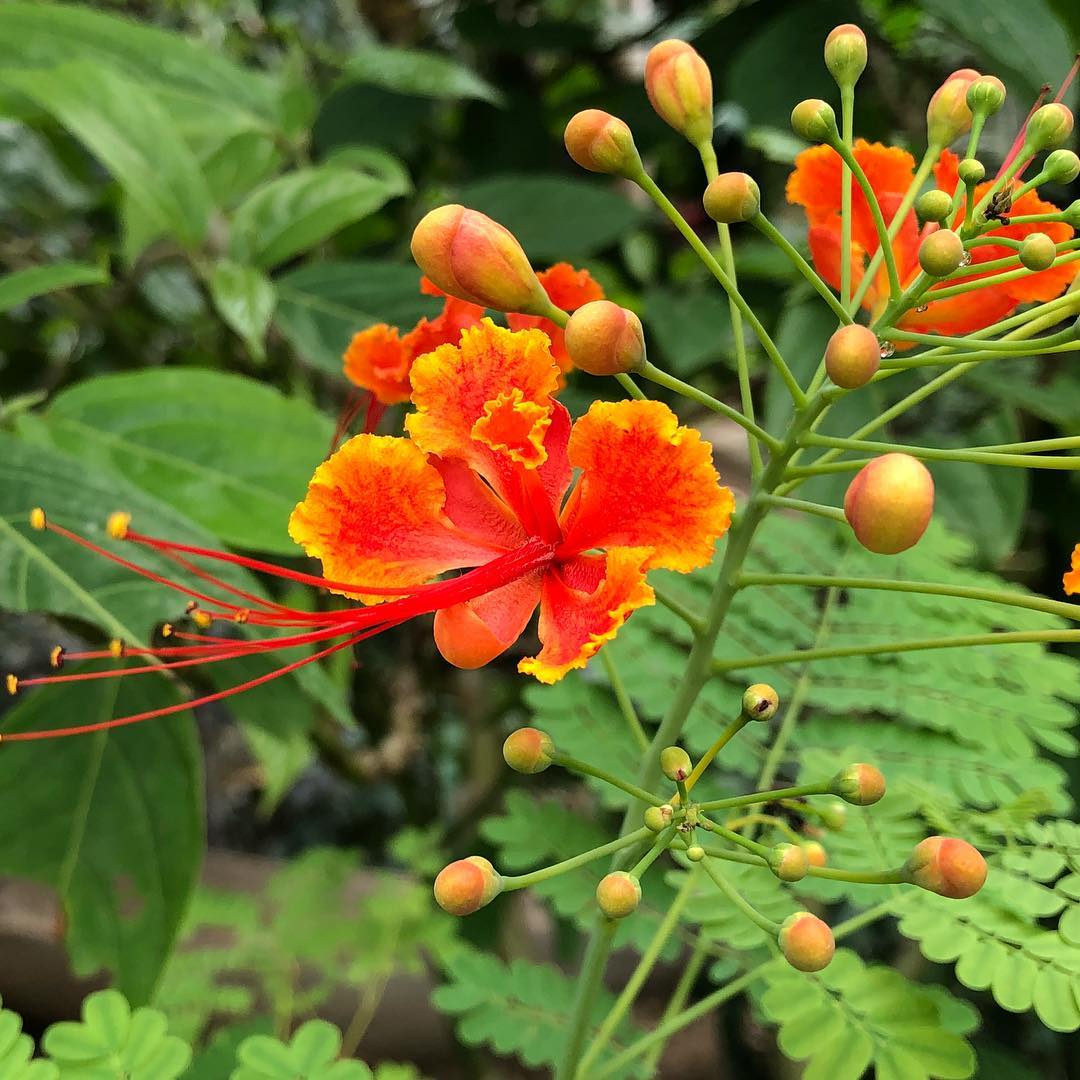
[
  {"xmin": 161, "ymin": 623, "xmax": 173, "ymax": 638},
  {"xmin": 5, "ymin": 674, "xmax": 18, "ymax": 696},
  {"xmin": 192, "ymin": 610, "xmax": 213, "ymax": 630},
  {"xmin": 108, "ymin": 638, "xmax": 125, "ymax": 659},
  {"xmin": 49, "ymin": 646, "xmax": 65, "ymax": 669},
  {"xmin": 233, "ymin": 609, "xmax": 250, "ymax": 625},
  {"xmin": 185, "ymin": 600, "xmax": 198, "ymax": 613},
  {"xmin": 29, "ymin": 508, "xmax": 46, "ymax": 531},
  {"xmin": 106, "ymin": 511, "xmax": 131, "ymax": 540}
]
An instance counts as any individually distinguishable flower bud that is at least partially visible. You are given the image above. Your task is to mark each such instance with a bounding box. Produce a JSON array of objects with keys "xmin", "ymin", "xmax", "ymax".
[
  {"xmin": 644, "ymin": 804, "xmax": 674, "ymax": 832},
  {"xmin": 564, "ymin": 109, "xmax": 642, "ymax": 178},
  {"xmin": 1063, "ymin": 199, "xmax": 1080, "ymax": 227},
  {"xmin": 1019, "ymin": 232, "xmax": 1057, "ymax": 271},
  {"xmin": 779, "ymin": 912, "xmax": 835, "ymax": 972},
  {"xmin": 824, "ymin": 24, "xmax": 867, "ymax": 88},
  {"xmin": 818, "ymin": 799, "xmax": 848, "ymax": 831},
  {"xmin": 434, "ymin": 856, "xmax": 502, "ymax": 916},
  {"xmin": 926, "ymin": 69, "xmax": 980, "ymax": 147},
  {"xmin": 802, "ymin": 840, "xmax": 828, "ymax": 868},
  {"xmin": 596, "ymin": 871, "xmax": 641, "ymax": 919},
  {"xmin": 915, "ymin": 189, "xmax": 953, "ymax": 224},
  {"xmin": 660, "ymin": 745, "xmax": 692, "ymax": 782},
  {"xmin": 769, "ymin": 843, "xmax": 809, "ymax": 882},
  {"xmin": 742, "ymin": 683, "xmax": 779, "ymax": 721},
  {"xmin": 844, "ymin": 453, "xmax": 935, "ymax": 554},
  {"xmin": 957, "ymin": 158, "xmax": 985, "ymax": 186},
  {"xmin": 502, "ymin": 727, "xmax": 555, "ymax": 774},
  {"xmin": 918, "ymin": 229, "xmax": 965, "ymax": 276},
  {"xmin": 791, "ymin": 98, "xmax": 838, "ymax": 143},
  {"xmin": 1044, "ymin": 148, "xmax": 1080, "ymax": 184},
  {"xmin": 564, "ymin": 300, "xmax": 646, "ymax": 376},
  {"xmin": 824, "ymin": 323, "xmax": 880, "ymax": 389},
  {"xmin": 829, "ymin": 763, "xmax": 886, "ymax": 806},
  {"xmin": 1026, "ymin": 103, "xmax": 1074, "ymax": 151},
  {"xmin": 904, "ymin": 836, "xmax": 987, "ymax": 899},
  {"xmin": 644, "ymin": 40, "xmax": 713, "ymax": 145},
  {"xmin": 965, "ymin": 75, "xmax": 1006, "ymax": 117},
  {"xmin": 703, "ymin": 172, "xmax": 761, "ymax": 224},
  {"xmin": 411, "ymin": 205, "xmax": 549, "ymax": 315},
  {"xmin": 686, "ymin": 844, "xmax": 706, "ymax": 862}
]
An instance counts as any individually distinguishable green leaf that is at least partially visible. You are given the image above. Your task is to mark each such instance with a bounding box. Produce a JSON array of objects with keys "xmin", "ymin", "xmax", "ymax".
[
  {"xmin": 455, "ymin": 176, "xmax": 643, "ymax": 260},
  {"xmin": 0, "ymin": 262, "xmax": 108, "ymax": 313},
  {"xmin": 339, "ymin": 45, "xmax": 502, "ymax": 106},
  {"xmin": 231, "ymin": 1020, "xmax": 371, "ymax": 1080},
  {"xmin": 644, "ymin": 285, "xmax": 740, "ymax": 376},
  {"xmin": 1, "ymin": 62, "xmax": 212, "ymax": 249},
  {"xmin": 38, "ymin": 370, "xmax": 332, "ymax": 555},
  {"xmin": 208, "ymin": 261, "xmax": 277, "ymax": 363},
  {"xmin": 229, "ymin": 168, "xmax": 396, "ymax": 270},
  {"xmin": 0, "ymin": 995, "xmax": 59, "ymax": 1079}
]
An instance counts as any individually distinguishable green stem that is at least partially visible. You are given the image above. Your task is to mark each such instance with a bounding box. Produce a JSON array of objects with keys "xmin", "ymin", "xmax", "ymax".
[
  {"xmin": 558, "ymin": 918, "xmax": 618, "ymax": 1080},
  {"xmin": 641, "ymin": 936, "xmax": 709, "ymax": 1074},
  {"xmin": 840, "ymin": 84, "xmax": 855, "ymax": 309},
  {"xmin": 697, "ymin": 780, "xmax": 831, "ymax": 813},
  {"xmin": 759, "ymin": 493, "xmax": 846, "ymax": 523},
  {"xmin": 805, "ymin": 863, "xmax": 906, "ymax": 884},
  {"xmin": 709, "ymin": 821, "xmax": 773, "ymax": 859},
  {"xmin": 600, "ymin": 650, "xmax": 649, "ymax": 753},
  {"xmin": 502, "ymin": 828, "xmax": 653, "ymax": 891},
  {"xmin": 653, "ymin": 584, "xmax": 707, "ymax": 634},
  {"xmin": 683, "ymin": 714, "xmax": 750, "ymax": 794},
  {"xmin": 724, "ymin": 812, "xmax": 802, "ymax": 844},
  {"xmin": 701, "ymin": 856, "xmax": 779, "ymax": 934},
  {"xmin": 883, "ymin": 327, "xmax": 1074, "ymax": 353},
  {"xmin": 630, "ymin": 826, "xmax": 676, "ymax": 878},
  {"xmin": 552, "ymin": 753, "xmax": 662, "ymax": 807},
  {"xmin": 914, "ymin": 250, "xmax": 1080, "ymax": 303},
  {"xmin": 879, "ymin": 340, "xmax": 1080, "ymax": 372},
  {"xmin": 615, "ymin": 372, "xmax": 647, "ymax": 400},
  {"xmin": 795, "ymin": 433, "xmax": 1080, "ymax": 470}
]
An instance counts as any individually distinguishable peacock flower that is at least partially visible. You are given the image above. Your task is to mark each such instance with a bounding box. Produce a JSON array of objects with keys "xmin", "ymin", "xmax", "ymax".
[
  {"xmin": 8, "ymin": 321, "xmax": 733, "ymax": 739},
  {"xmin": 786, "ymin": 140, "xmax": 1078, "ymax": 334},
  {"xmin": 1064, "ymin": 544, "xmax": 1080, "ymax": 595}
]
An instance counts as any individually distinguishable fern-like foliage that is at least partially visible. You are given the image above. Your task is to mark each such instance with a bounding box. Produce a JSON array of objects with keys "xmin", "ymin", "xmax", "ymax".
[{"xmin": 0, "ymin": 994, "xmax": 58, "ymax": 1080}]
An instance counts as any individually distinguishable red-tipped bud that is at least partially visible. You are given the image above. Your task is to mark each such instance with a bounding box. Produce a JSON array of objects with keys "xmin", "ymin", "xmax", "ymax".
[
  {"xmin": 644, "ymin": 40, "xmax": 714, "ymax": 146},
  {"xmin": 742, "ymin": 683, "xmax": 779, "ymax": 721},
  {"xmin": 1026, "ymin": 103, "xmax": 1074, "ymax": 151},
  {"xmin": 819, "ymin": 799, "xmax": 848, "ymax": 831},
  {"xmin": 824, "ymin": 24, "xmax": 867, "ymax": 88},
  {"xmin": 914, "ymin": 188, "xmax": 953, "ymax": 224},
  {"xmin": 411, "ymin": 205, "xmax": 550, "ymax": 315},
  {"xmin": 904, "ymin": 836, "xmax": 987, "ymax": 899},
  {"xmin": 957, "ymin": 158, "xmax": 985, "ymax": 186},
  {"xmin": 926, "ymin": 69, "xmax": 980, "ymax": 147},
  {"xmin": 596, "ymin": 871, "xmax": 641, "ymax": 919},
  {"xmin": 1044, "ymin": 148, "xmax": 1080, "ymax": 184},
  {"xmin": 769, "ymin": 843, "xmax": 809, "ymax": 882},
  {"xmin": 824, "ymin": 323, "xmax": 880, "ymax": 389},
  {"xmin": 564, "ymin": 300, "xmax": 646, "ymax": 376},
  {"xmin": 502, "ymin": 727, "xmax": 555, "ymax": 774},
  {"xmin": 779, "ymin": 912, "xmax": 835, "ymax": 972},
  {"xmin": 965, "ymin": 75, "xmax": 1006, "ymax": 117},
  {"xmin": 434, "ymin": 856, "xmax": 502, "ymax": 916},
  {"xmin": 802, "ymin": 841, "xmax": 828, "ymax": 868},
  {"xmin": 918, "ymin": 229, "xmax": 965, "ymax": 276},
  {"xmin": 644, "ymin": 804, "xmax": 674, "ymax": 832},
  {"xmin": 660, "ymin": 745, "xmax": 692, "ymax": 782},
  {"xmin": 703, "ymin": 172, "xmax": 761, "ymax": 224},
  {"xmin": 564, "ymin": 109, "xmax": 642, "ymax": 178},
  {"xmin": 686, "ymin": 844, "xmax": 706, "ymax": 862},
  {"xmin": 1019, "ymin": 233, "xmax": 1057, "ymax": 272},
  {"xmin": 844, "ymin": 453, "xmax": 934, "ymax": 555},
  {"xmin": 791, "ymin": 98, "xmax": 838, "ymax": 143},
  {"xmin": 830, "ymin": 763, "xmax": 886, "ymax": 806}
]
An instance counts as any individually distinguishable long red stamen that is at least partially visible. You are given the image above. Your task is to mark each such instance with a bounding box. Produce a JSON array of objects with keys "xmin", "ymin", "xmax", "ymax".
[
  {"xmin": 999, "ymin": 83, "xmax": 1052, "ymax": 179},
  {"xmin": 1054, "ymin": 55, "xmax": 1080, "ymax": 103}
]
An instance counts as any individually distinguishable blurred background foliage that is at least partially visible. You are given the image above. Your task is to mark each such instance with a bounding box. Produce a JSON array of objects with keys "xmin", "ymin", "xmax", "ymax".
[{"xmin": 0, "ymin": 0, "xmax": 1078, "ymax": 1077}]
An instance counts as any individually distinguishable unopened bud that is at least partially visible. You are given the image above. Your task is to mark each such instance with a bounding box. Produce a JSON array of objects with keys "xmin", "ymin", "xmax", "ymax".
[
  {"xmin": 830, "ymin": 763, "xmax": 886, "ymax": 806},
  {"xmin": 824, "ymin": 323, "xmax": 880, "ymax": 389},
  {"xmin": 564, "ymin": 300, "xmax": 646, "ymax": 376},
  {"xmin": 434, "ymin": 856, "xmax": 502, "ymax": 916},
  {"xmin": 819, "ymin": 799, "xmax": 848, "ymax": 831},
  {"xmin": 1064, "ymin": 200, "xmax": 1080, "ymax": 227},
  {"xmin": 769, "ymin": 843, "xmax": 809, "ymax": 882},
  {"xmin": 915, "ymin": 189, "xmax": 953, "ymax": 224},
  {"xmin": 1026, "ymin": 103, "xmax": 1074, "ymax": 151},
  {"xmin": 1044, "ymin": 148, "xmax": 1080, "ymax": 184},
  {"xmin": 703, "ymin": 172, "xmax": 760, "ymax": 224},
  {"xmin": 564, "ymin": 109, "xmax": 642, "ymax": 178},
  {"xmin": 957, "ymin": 158, "xmax": 985, "ymax": 186},
  {"xmin": 779, "ymin": 912, "xmax": 835, "ymax": 972},
  {"xmin": 965, "ymin": 75, "xmax": 1006, "ymax": 117},
  {"xmin": 644, "ymin": 40, "xmax": 714, "ymax": 146},
  {"xmin": 1019, "ymin": 233, "xmax": 1057, "ymax": 271},
  {"xmin": 645, "ymin": 804, "xmax": 674, "ymax": 832},
  {"xmin": 742, "ymin": 683, "xmax": 779, "ymax": 721},
  {"xmin": 660, "ymin": 745, "xmax": 692, "ymax": 782},
  {"xmin": 596, "ymin": 871, "xmax": 641, "ymax": 918},
  {"xmin": 918, "ymin": 229, "xmax": 965, "ymax": 276},
  {"xmin": 824, "ymin": 24, "xmax": 867, "ymax": 88},
  {"xmin": 844, "ymin": 453, "xmax": 934, "ymax": 554},
  {"xmin": 686, "ymin": 844, "xmax": 705, "ymax": 862},
  {"xmin": 791, "ymin": 98, "xmax": 838, "ymax": 143},
  {"xmin": 904, "ymin": 836, "xmax": 987, "ymax": 899},
  {"xmin": 411, "ymin": 205, "xmax": 549, "ymax": 315},
  {"xmin": 802, "ymin": 840, "xmax": 827, "ymax": 867},
  {"xmin": 502, "ymin": 727, "xmax": 554, "ymax": 774},
  {"xmin": 927, "ymin": 69, "xmax": 980, "ymax": 147}
]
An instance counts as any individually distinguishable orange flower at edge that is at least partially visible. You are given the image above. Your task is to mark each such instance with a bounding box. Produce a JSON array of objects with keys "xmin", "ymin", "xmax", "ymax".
[{"xmin": 1064, "ymin": 545, "xmax": 1080, "ymax": 595}]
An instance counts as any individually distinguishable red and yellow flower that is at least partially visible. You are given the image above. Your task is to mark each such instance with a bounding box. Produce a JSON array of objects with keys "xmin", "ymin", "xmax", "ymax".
[
  {"xmin": 787, "ymin": 140, "xmax": 1077, "ymax": 334},
  {"xmin": 1064, "ymin": 545, "xmax": 1080, "ymax": 595}
]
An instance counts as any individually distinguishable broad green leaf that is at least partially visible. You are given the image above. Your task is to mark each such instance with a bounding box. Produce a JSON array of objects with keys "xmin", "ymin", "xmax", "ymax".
[
  {"xmin": 644, "ymin": 285, "xmax": 740, "ymax": 375},
  {"xmin": 1, "ymin": 62, "xmax": 212, "ymax": 249},
  {"xmin": 274, "ymin": 261, "xmax": 437, "ymax": 373},
  {"xmin": 0, "ymin": 262, "xmax": 108, "ymax": 313},
  {"xmin": 456, "ymin": 176, "xmax": 643, "ymax": 260},
  {"xmin": 340, "ymin": 45, "xmax": 502, "ymax": 106},
  {"xmin": 230, "ymin": 168, "xmax": 396, "ymax": 270},
  {"xmin": 323, "ymin": 146, "xmax": 413, "ymax": 199},
  {"xmin": 209, "ymin": 262, "xmax": 277, "ymax": 363},
  {"xmin": 199, "ymin": 132, "xmax": 284, "ymax": 211},
  {"xmin": 0, "ymin": 995, "xmax": 59, "ymax": 1079},
  {"xmin": 38, "ymin": 370, "xmax": 331, "ymax": 555}
]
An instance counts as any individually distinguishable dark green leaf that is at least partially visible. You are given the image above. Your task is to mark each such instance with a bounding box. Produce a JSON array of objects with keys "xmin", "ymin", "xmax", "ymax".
[
  {"xmin": 340, "ymin": 46, "xmax": 502, "ymax": 106},
  {"xmin": 0, "ymin": 262, "xmax": 108, "ymax": 313},
  {"xmin": 208, "ymin": 262, "xmax": 277, "ymax": 363}
]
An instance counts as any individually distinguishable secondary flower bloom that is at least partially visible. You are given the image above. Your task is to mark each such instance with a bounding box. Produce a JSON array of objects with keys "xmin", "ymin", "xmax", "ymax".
[
  {"xmin": 343, "ymin": 266, "xmax": 604, "ymax": 403},
  {"xmin": 787, "ymin": 140, "xmax": 1078, "ymax": 333},
  {"xmin": 1064, "ymin": 545, "xmax": 1080, "ymax": 594}
]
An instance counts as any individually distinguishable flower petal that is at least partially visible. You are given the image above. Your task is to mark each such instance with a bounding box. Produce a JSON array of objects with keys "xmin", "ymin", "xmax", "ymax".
[
  {"xmin": 1064, "ymin": 544, "xmax": 1080, "ymax": 596},
  {"xmin": 558, "ymin": 400, "xmax": 734, "ymax": 571},
  {"xmin": 343, "ymin": 325, "xmax": 413, "ymax": 404},
  {"xmin": 433, "ymin": 456, "xmax": 527, "ymax": 551},
  {"xmin": 519, "ymin": 549, "xmax": 655, "ymax": 684},
  {"xmin": 472, "ymin": 389, "xmax": 552, "ymax": 468},
  {"xmin": 434, "ymin": 571, "xmax": 542, "ymax": 669},
  {"xmin": 288, "ymin": 434, "xmax": 506, "ymax": 602}
]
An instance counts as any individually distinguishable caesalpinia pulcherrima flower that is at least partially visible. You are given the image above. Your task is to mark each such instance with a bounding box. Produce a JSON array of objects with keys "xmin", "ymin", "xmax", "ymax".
[{"xmin": 1064, "ymin": 546, "xmax": 1080, "ymax": 595}]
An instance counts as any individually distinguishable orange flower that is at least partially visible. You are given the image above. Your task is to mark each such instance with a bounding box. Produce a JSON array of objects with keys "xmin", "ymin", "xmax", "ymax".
[
  {"xmin": 787, "ymin": 140, "xmax": 1077, "ymax": 334},
  {"xmin": 1064, "ymin": 544, "xmax": 1080, "ymax": 595},
  {"xmin": 12, "ymin": 322, "xmax": 732, "ymax": 739}
]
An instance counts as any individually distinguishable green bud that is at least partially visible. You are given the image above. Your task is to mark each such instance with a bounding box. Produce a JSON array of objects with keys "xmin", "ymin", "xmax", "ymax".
[
  {"xmin": 791, "ymin": 98, "xmax": 838, "ymax": 143},
  {"xmin": 829, "ymin": 762, "xmax": 886, "ymax": 805},
  {"xmin": 819, "ymin": 799, "xmax": 848, "ymax": 831},
  {"xmin": 502, "ymin": 727, "xmax": 555, "ymax": 773},
  {"xmin": 926, "ymin": 69, "xmax": 979, "ymax": 147},
  {"xmin": 1064, "ymin": 200, "xmax": 1080, "ymax": 228},
  {"xmin": 965, "ymin": 75, "xmax": 1006, "ymax": 117},
  {"xmin": 1026, "ymin": 103, "xmax": 1074, "ymax": 151},
  {"xmin": 824, "ymin": 24, "xmax": 867, "ymax": 89},
  {"xmin": 769, "ymin": 842, "xmax": 809, "ymax": 882},
  {"xmin": 915, "ymin": 188, "xmax": 953, "ymax": 223},
  {"xmin": 703, "ymin": 172, "xmax": 761, "ymax": 224},
  {"xmin": 660, "ymin": 745, "xmax": 692, "ymax": 782},
  {"xmin": 1019, "ymin": 233, "xmax": 1057, "ymax": 272},
  {"xmin": 918, "ymin": 229, "xmax": 965, "ymax": 276},
  {"xmin": 957, "ymin": 158, "xmax": 985, "ymax": 186},
  {"xmin": 644, "ymin": 804, "xmax": 674, "ymax": 833},
  {"xmin": 742, "ymin": 683, "xmax": 779, "ymax": 721},
  {"xmin": 686, "ymin": 844, "xmax": 706, "ymax": 862},
  {"xmin": 1045, "ymin": 148, "xmax": 1080, "ymax": 184}
]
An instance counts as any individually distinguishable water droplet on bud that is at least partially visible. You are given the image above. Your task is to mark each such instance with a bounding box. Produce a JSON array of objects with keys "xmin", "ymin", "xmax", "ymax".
[
  {"xmin": 916, "ymin": 303, "xmax": 929, "ymax": 313},
  {"xmin": 878, "ymin": 339, "xmax": 896, "ymax": 359},
  {"xmin": 959, "ymin": 251, "xmax": 973, "ymax": 267}
]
